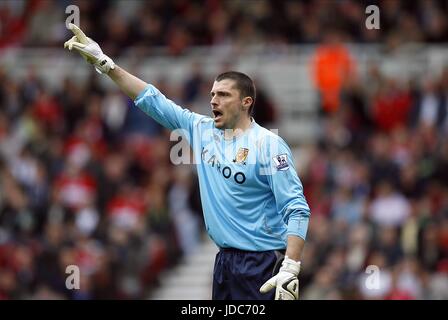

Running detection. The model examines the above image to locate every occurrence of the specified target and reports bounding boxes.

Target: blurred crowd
[0,66,210,299]
[299,64,448,299]
[2,0,448,53]
[1,0,448,301]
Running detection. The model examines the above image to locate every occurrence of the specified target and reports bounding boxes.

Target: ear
[241,97,253,111]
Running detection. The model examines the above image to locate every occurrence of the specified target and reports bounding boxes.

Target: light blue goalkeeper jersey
[134,84,310,251]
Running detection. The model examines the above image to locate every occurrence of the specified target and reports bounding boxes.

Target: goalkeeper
[64,24,310,300]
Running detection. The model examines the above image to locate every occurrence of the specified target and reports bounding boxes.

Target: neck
[223,116,252,139]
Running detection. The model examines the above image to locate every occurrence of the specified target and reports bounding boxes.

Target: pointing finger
[68,23,89,44]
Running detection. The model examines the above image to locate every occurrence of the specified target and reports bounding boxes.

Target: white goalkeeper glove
[64,23,115,74]
[260,256,301,300]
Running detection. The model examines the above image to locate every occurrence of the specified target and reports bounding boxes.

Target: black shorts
[212,248,285,300]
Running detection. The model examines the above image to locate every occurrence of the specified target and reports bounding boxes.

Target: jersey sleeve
[133,84,205,141]
[260,135,311,240]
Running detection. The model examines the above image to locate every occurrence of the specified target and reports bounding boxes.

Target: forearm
[108,65,148,100]
[285,235,305,262]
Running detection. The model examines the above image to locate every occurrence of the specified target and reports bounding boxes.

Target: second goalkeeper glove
[64,23,115,74]
[260,256,301,300]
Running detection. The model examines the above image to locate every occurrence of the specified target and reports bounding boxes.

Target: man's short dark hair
[215,71,256,116]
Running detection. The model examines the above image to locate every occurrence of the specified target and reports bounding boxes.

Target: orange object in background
[311,32,357,113]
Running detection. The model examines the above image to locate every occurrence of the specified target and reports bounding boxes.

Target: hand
[64,23,115,74]
[260,256,300,300]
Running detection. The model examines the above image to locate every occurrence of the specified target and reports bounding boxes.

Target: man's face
[210,79,246,129]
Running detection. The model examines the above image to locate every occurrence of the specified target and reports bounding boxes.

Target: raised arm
[64,23,206,135]
[64,23,147,100]
[108,66,147,100]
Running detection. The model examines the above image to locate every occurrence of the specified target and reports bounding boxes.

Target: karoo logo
[365,5,380,30]
[65,5,80,29]
[168,128,281,170]
[365,265,380,290]
[65,265,80,290]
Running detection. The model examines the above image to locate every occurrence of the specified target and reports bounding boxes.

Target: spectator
[311,29,357,114]
[371,79,413,133]
[368,180,411,227]
[409,77,446,130]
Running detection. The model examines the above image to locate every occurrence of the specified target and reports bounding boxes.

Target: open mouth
[213,110,223,120]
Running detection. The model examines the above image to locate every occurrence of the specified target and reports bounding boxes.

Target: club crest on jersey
[273,154,289,171]
[233,147,249,164]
